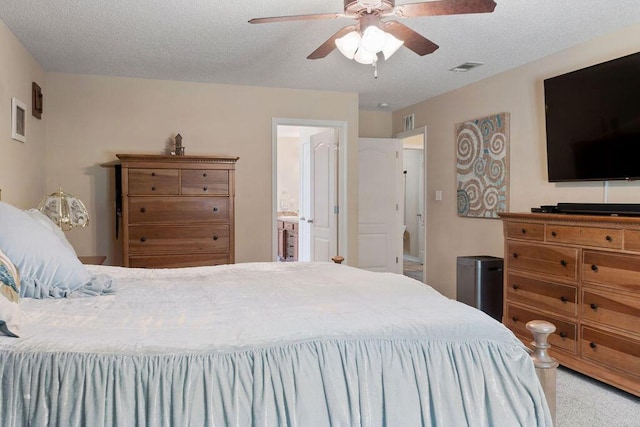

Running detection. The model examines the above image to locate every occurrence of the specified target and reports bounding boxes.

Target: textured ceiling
[1,0,639,111]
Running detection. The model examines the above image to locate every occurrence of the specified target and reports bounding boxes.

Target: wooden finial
[331,255,344,264]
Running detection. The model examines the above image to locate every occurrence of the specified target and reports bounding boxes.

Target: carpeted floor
[557,366,640,426]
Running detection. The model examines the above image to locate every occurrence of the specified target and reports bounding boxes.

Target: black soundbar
[555,203,640,216]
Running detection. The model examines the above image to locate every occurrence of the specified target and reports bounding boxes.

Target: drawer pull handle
[213,207,219,213]
[511,316,518,322]
[203,187,208,192]
[590,342,597,349]
[151,186,156,191]
[605,235,612,242]
[213,235,219,241]
[140,237,146,242]
[591,264,598,272]
[560,259,567,267]
[590,303,598,310]
[140,207,146,213]
[512,253,518,259]
[521,228,527,234]
[559,332,567,338]
[551,231,557,237]
[512,284,519,290]
[151,172,156,177]
[203,173,207,177]
[560,296,568,303]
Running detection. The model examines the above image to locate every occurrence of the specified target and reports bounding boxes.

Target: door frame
[394,126,427,282]
[272,118,349,263]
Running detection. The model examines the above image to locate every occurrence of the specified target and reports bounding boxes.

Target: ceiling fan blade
[383,21,439,56]
[393,0,497,18]
[307,25,358,60]
[249,13,344,24]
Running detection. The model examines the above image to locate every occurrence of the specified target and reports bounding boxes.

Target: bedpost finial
[526,320,559,369]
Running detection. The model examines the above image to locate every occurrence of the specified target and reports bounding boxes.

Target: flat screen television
[544,51,640,182]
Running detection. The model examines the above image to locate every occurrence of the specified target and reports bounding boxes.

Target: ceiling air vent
[449,62,484,72]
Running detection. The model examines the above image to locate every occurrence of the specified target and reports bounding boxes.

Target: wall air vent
[449,62,484,72]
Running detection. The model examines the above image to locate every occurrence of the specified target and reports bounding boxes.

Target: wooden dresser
[500,212,640,396]
[277,219,298,261]
[117,154,238,268]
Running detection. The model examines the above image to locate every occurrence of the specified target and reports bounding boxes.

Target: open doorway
[396,128,426,282]
[272,119,348,263]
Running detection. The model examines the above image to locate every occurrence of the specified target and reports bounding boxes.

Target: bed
[0,201,552,426]
[0,260,552,426]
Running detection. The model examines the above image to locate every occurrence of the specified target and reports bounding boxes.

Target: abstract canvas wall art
[456,113,509,218]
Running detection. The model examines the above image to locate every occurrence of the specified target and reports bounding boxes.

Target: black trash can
[456,255,504,321]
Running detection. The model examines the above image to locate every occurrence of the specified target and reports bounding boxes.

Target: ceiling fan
[249,0,497,66]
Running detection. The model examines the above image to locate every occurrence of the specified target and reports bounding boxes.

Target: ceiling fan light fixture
[360,25,387,53]
[335,31,362,60]
[381,32,404,60]
[354,47,377,65]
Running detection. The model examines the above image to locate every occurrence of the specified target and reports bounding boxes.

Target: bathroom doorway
[272,119,347,263]
[397,128,426,282]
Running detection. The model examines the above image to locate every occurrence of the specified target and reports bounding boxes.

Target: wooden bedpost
[526,320,558,426]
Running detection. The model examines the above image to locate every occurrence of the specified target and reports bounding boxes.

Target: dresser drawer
[128,197,229,224]
[283,221,297,232]
[181,170,229,195]
[129,253,230,268]
[546,225,621,249]
[507,273,577,316]
[624,230,640,252]
[582,327,640,379]
[583,289,640,334]
[505,222,544,241]
[506,241,578,280]
[129,225,229,254]
[583,251,640,291]
[128,169,179,195]
[505,304,577,353]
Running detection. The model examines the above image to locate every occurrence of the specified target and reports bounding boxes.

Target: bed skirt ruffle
[1,338,551,426]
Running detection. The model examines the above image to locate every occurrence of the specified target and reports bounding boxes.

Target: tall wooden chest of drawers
[500,212,640,396]
[117,154,238,268]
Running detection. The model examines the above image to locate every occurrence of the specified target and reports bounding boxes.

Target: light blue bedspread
[0,262,551,426]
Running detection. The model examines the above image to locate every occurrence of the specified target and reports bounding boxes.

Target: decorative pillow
[0,249,20,337]
[0,201,92,298]
[24,208,78,256]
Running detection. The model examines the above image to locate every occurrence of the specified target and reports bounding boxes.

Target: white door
[358,138,403,273]
[418,155,425,261]
[298,140,311,261]
[309,129,338,261]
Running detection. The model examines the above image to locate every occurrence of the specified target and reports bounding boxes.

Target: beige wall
[44,73,360,265]
[0,20,46,207]
[359,110,392,137]
[393,23,640,298]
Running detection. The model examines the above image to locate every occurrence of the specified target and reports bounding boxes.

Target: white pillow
[24,208,78,256]
[0,202,92,298]
[0,248,20,337]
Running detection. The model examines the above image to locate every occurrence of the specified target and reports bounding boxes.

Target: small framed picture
[403,113,414,132]
[11,97,26,142]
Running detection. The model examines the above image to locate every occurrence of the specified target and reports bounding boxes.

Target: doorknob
[307,219,314,223]
[300,217,306,221]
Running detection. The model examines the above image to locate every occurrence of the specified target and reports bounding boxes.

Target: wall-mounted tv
[544,51,640,182]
